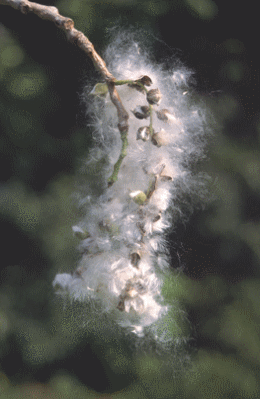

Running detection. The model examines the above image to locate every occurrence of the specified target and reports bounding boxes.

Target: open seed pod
[151,129,167,147]
[136,126,151,141]
[132,105,150,119]
[129,251,141,268]
[128,75,153,93]
[147,88,162,105]
[156,109,177,123]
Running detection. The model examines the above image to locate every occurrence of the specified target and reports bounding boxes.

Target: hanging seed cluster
[53,32,210,339]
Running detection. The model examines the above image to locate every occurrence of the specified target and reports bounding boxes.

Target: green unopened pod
[129,190,147,205]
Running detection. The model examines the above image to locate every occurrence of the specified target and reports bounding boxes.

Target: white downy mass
[53,29,212,341]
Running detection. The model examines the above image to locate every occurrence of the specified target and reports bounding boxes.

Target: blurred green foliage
[1,0,260,398]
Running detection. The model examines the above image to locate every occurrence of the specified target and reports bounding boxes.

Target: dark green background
[1,0,260,398]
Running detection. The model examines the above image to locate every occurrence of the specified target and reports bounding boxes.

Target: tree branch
[0,0,129,140]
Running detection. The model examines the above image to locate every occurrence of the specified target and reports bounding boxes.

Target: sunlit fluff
[53,30,210,339]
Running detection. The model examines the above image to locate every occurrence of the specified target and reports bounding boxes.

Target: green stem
[145,174,157,200]
[108,130,128,186]
[114,79,133,85]
[107,79,151,186]
[145,164,165,199]
[149,104,153,136]
[115,80,153,135]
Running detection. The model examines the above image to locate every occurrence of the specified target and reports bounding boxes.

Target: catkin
[53,30,211,340]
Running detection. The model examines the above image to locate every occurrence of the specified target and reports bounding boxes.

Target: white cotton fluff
[53,29,211,341]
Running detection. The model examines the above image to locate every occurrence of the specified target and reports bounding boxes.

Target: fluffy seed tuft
[53,29,212,342]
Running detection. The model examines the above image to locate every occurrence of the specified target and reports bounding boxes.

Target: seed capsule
[89,82,108,98]
[130,252,141,268]
[132,105,150,119]
[72,226,90,240]
[160,175,173,182]
[136,221,146,234]
[156,109,176,123]
[153,214,161,222]
[151,129,166,147]
[147,88,162,105]
[136,126,150,141]
[128,75,153,93]
[117,297,125,311]
[138,75,153,86]
[130,190,147,205]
